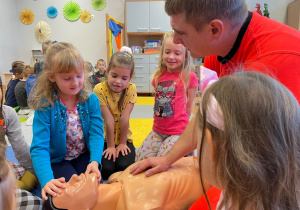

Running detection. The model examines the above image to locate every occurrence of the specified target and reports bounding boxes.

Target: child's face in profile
[97,61,106,72]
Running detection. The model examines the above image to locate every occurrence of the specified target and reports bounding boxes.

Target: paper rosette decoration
[92,0,106,11]
[63,1,81,21]
[80,10,92,23]
[20,9,34,25]
[34,21,51,43]
[47,6,58,18]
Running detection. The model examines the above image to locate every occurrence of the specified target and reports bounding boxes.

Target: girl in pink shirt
[136,31,198,161]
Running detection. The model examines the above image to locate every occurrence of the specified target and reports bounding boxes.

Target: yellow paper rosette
[81,10,92,23]
[20,9,34,25]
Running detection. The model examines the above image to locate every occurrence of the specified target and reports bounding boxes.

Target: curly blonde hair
[29,42,90,110]
[152,30,194,93]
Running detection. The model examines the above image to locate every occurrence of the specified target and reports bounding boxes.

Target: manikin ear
[41,50,44,55]
[208,19,223,41]
[205,128,215,161]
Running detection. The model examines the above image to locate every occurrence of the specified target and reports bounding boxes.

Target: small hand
[85,161,101,183]
[42,177,66,200]
[103,147,117,162]
[116,143,131,157]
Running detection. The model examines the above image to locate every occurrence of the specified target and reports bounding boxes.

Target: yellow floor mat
[136,97,155,105]
[130,118,153,147]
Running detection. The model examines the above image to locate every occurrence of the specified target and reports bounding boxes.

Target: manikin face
[162,37,185,73]
[49,69,84,100]
[97,61,106,72]
[53,173,99,210]
[107,66,131,93]
[170,13,212,58]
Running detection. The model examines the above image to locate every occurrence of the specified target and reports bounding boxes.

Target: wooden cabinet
[126,1,171,33]
[125,0,170,93]
[131,54,160,92]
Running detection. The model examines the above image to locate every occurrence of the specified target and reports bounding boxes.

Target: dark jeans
[51,151,90,182]
[101,142,135,180]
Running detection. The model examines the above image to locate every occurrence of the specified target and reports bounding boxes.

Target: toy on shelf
[263,3,270,18]
[143,40,161,54]
[255,3,262,15]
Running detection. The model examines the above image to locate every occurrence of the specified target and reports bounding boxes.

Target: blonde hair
[42,40,53,55]
[198,71,300,209]
[84,61,94,74]
[107,51,135,112]
[152,30,194,92]
[23,65,34,78]
[0,95,16,210]
[29,42,90,110]
[97,59,106,65]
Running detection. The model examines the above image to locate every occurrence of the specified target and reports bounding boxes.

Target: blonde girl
[198,71,300,209]
[93,50,137,180]
[29,42,104,200]
[136,30,198,161]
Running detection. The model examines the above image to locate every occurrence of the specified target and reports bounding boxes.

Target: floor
[6,96,155,150]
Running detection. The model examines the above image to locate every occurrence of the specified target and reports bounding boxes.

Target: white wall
[0,0,295,75]
[0,0,125,73]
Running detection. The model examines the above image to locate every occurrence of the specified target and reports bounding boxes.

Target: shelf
[127,32,165,36]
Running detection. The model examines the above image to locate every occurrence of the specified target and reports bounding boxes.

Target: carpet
[130,118,153,147]
[136,97,154,105]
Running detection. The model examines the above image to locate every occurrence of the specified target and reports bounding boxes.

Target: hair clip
[119,52,132,58]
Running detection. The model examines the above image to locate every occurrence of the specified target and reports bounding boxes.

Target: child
[1,143,42,210]
[0,133,16,210]
[26,63,37,98]
[197,71,300,209]
[85,61,100,89]
[4,61,24,108]
[15,65,34,115]
[95,59,107,82]
[93,50,137,180]
[29,42,104,200]
[35,40,53,77]
[0,76,36,188]
[135,31,198,161]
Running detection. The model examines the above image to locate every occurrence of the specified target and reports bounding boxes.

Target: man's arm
[130,117,199,176]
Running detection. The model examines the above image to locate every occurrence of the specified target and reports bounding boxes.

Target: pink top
[152,70,198,135]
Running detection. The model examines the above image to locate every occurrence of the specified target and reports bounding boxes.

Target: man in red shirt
[131,0,300,177]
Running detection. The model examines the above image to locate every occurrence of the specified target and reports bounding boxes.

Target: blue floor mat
[6,146,19,164]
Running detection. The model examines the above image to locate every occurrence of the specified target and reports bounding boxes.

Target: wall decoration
[81,10,92,23]
[47,6,58,18]
[92,0,106,11]
[34,21,51,43]
[63,1,81,21]
[20,9,35,25]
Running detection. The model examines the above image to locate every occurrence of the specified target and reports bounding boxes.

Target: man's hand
[130,156,171,177]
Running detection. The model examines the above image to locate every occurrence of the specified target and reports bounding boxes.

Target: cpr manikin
[43,157,209,210]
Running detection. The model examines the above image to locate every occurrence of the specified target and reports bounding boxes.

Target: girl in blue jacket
[29,42,104,200]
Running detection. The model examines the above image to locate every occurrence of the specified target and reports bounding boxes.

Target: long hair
[29,42,90,110]
[106,51,135,112]
[198,71,300,209]
[0,77,15,210]
[165,0,248,31]
[152,30,194,93]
